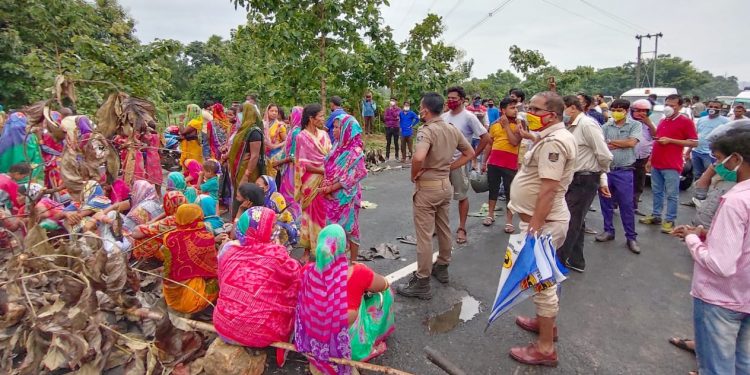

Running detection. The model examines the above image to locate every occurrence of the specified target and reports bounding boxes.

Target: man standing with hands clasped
[397,92,474,300]
[595,99,642,254]
[507,91,577,367]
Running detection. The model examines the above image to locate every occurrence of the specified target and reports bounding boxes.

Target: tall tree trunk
[318,1,327,107]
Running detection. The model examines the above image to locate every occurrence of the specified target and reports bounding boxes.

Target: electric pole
[635,33,663,87]
[635,35,643,87]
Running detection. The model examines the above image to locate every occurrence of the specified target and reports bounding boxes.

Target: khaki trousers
[518,220,569,318]
[413,178,453,278]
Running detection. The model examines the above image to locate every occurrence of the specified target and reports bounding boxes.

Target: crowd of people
[0,82,749,374]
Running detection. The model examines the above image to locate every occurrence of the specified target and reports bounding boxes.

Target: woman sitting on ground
[167,171,198,203]
[214,207,301,347]
[162,204,218,314]
[233,182,265,222]
[295,224,395,374]
[130,191,187,261]
[195,194,225,235]
[257,175,298,247]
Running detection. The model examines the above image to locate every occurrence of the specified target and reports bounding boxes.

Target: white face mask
[663,106,675,118]
[404,106,410,111]
[390,101,396,106]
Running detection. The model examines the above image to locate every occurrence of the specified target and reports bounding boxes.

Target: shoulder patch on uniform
[417,134,424,142]
[548,152,559,162]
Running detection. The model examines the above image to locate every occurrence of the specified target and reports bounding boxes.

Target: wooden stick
[126,308,414,375]
[424,346,467,375]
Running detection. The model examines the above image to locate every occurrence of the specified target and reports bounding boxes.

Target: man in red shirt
[639,94,698,233]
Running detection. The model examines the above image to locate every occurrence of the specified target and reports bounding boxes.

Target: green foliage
[0,0,180,114]
[508,45,549,77]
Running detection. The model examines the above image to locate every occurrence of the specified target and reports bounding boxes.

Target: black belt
[612,166,635,171]
[574,171,598,176]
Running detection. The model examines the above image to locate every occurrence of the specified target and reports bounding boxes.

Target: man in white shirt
[441,86,490,245]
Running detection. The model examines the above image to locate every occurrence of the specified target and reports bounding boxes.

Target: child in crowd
[198,159,220,213]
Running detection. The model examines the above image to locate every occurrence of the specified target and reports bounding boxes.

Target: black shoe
[564,259,585,273]
[595,232,615,242]
[397,272,432,300]
[635,209,646,216]
[627,239,641,254]
[431,263,449,284]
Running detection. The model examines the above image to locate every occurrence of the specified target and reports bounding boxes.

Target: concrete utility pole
[635,35,643,87]
[636,33,663,87]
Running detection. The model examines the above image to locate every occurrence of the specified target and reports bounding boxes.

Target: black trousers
[385,127,400,159]
[557,173,600,269]
[487,164,516,202]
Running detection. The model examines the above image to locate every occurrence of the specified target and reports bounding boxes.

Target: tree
[232,0,387,106]
[0,0,180,113]
[462,69,521,99]
[508,45,549,78]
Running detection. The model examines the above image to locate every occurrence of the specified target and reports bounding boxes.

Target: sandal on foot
[668,337,695,354]
[482,216,495,226]
[504,223,515,233]
[456,228,467,244]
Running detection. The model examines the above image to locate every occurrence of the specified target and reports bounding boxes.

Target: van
[620,87,679,124]
[730,90,750,111]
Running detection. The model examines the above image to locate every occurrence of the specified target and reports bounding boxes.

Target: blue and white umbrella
[486,232,569,330]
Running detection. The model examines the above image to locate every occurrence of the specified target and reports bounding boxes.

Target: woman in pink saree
[276,106,303,219]
[294,104,331,263]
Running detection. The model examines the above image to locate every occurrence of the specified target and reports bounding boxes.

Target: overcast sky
[120,0,749,85]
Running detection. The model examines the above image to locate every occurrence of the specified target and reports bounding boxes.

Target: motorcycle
[160,125,182,171]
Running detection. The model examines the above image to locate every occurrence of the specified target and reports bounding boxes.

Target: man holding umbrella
[506,91,577,367]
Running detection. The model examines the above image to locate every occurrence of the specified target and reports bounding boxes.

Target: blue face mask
[714,154,741,182]
[562,113,571,124]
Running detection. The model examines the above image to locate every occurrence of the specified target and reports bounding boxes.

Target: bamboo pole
[126,308,414,375]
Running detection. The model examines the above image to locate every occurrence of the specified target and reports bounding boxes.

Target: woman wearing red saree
[295,104,332,263]
[162,204,218,314]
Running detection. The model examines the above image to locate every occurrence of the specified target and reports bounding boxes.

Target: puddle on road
[425,295,481,334]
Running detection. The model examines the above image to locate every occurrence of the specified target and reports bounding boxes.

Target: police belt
[416,178,449,188]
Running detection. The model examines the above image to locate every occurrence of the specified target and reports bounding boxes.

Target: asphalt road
[273,161,698,374]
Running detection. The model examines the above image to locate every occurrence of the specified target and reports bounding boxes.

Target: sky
[119,0,750,86]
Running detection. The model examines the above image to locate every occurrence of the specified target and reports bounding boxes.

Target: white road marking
[385,252,439,283]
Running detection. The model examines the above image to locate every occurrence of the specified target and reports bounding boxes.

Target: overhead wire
[578,0,648,32]
[450,0,515,44]
[444,0,464,19]
[540,0,631,36]
[397,0,419,29]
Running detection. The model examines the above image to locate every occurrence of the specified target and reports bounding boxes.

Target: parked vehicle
[730,89,750,112]
[161,125,181,171]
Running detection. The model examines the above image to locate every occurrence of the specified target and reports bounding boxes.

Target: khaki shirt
[568,113,612,173]
[415,117,472,180]
[508,123,577,222]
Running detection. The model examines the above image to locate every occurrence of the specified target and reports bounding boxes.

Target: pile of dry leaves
[0,226,217,375]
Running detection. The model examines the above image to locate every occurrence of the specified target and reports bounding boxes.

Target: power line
[444,0,464,19]
[450,0,515,44]
[398,0,418,29]
[540,0,631,37]
[579,0,647,32]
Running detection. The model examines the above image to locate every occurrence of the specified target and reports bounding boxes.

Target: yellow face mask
[527,112,552,131]
[611,111,626,122]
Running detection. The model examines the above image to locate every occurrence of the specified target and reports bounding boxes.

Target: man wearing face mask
[441,86,490,245]
[384,98,401,160]
[595,99,642,254]
[639,94,698,233]
[556,96,612,272]
[399,100,419,162]
[688,100,729,181]
[397,92,474,300]
[507,91,577,367]
[361,92,376,135]
[487,98,500,124]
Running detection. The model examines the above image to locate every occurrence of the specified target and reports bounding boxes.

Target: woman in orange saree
[162,204,218,314]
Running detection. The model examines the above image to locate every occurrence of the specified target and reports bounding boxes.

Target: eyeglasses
[527,106,551,113]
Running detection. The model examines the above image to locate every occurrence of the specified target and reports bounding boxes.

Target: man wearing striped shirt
[595,99,642,254]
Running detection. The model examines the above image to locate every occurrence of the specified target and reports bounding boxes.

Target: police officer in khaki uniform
[506,91,577,367]
[397,92,474,300]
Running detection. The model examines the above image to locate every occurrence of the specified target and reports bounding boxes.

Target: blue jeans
[650,168,680,222]
[694,298,750,375]
[692,151,715,181]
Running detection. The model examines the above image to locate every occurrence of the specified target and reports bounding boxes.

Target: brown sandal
[456,228,467,244]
